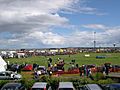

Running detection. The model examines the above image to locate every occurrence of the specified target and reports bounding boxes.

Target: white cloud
[1,24,120,48]
[26,13,69,26]
[0,31,65,48]
[0,0,79,48]
[0,0,73,28]
[82,24,107,30]
[64,31,93,47]
[29,31,65,45]
[63,25,120,47]
[0,0,112,48]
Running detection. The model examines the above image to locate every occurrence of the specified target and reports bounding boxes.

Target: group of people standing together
[79,65,92,77]
[33,57,111,80]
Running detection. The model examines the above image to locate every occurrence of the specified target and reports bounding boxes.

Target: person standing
[49,58,52,63]
[105,64,109,75]
[79,66,82,76]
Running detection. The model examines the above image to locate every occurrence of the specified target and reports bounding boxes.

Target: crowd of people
[34,57,112,80]
[6,57,113,81]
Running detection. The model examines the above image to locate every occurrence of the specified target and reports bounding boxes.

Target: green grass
[5,53,120,68]
[3,53,120,85]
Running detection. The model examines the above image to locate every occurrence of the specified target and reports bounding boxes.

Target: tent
[0,56,7,72]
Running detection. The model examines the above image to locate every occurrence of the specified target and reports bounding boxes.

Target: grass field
[3,53,120,87]
[5,53,120,69]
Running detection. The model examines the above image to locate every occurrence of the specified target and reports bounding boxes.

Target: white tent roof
[0,56,7,66]
[0,56,7,72]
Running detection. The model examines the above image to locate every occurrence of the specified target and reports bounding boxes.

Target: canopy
[0,56,7,72]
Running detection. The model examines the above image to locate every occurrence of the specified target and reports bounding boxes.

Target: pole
[113,43,116,52]
[94,32,96,52]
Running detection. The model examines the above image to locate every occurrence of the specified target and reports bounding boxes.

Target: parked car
[103,83,120,90]
[1,83,26,90]
[9,64,18,72]
[0,71,22,80]
[81,84,102,90]
[31,82,50,90]
[58,82,75,90]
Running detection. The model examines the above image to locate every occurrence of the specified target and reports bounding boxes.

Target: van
[83,84,102,90]
[31,82,49,90]
[58,82,75,90]
[104,83,120,90]
[1,83,26,90]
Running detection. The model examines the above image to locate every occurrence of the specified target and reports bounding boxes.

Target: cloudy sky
[0,0,120,49]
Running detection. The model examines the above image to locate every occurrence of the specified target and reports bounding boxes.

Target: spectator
[47,69,52,76]
[104,64,109,75]
[18,65,22,73]
[105,66,109,75]
[79,66,82,76]
[48,62,51,67]
[34,70,39,81]
[33,63,37,70]
[83,65,87,76]
[49,71,52,76]
[53,63,57,71]
[71,59,75,64]
[49,58,52,63]
[81,65,85,76]
[102,65,106,75]
[16,64,19,73]
[76,64,79,68]
[87,68,91,77]
[88,68,94,80]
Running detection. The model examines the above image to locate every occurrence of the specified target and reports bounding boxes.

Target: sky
[0,0,120,49]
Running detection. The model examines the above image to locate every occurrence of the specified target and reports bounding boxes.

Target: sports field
[2,53,120,88]
[5,53,120,69]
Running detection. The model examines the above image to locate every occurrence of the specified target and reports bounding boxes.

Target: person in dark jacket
[79,66,82,76]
